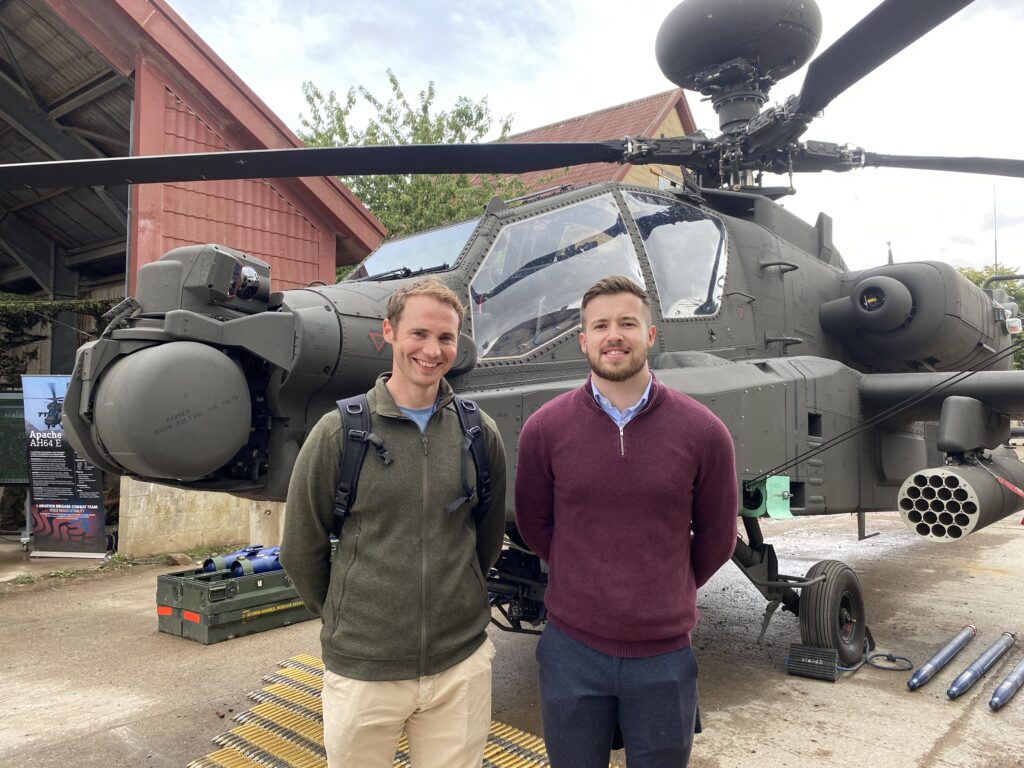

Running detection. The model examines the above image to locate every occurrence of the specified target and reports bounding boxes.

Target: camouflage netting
[0,292,122,390]
[0,485,27,532]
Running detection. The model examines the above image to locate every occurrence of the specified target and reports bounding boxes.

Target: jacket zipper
[420,431,429,677]
[619,424,625,456]
[336,522,360,615]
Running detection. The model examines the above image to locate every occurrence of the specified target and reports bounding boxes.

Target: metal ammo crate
[156,566,314,645]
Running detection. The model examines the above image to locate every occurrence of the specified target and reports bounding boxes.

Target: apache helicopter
[38,383,64,430]
[3,0,1024,665]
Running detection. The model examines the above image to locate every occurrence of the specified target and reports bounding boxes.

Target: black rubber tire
[798,559,866,666]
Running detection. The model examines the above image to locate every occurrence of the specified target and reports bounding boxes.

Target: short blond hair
[386,278,466,330]
[581,276,649,321]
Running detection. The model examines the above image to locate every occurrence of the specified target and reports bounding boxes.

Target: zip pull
[619,426,625,456]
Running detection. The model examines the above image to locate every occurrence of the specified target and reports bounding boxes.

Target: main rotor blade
[796,0,975,115]
[0,142,627,191]
[862,153,1024,178]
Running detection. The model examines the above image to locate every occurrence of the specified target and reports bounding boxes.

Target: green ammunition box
[156,566,315,645]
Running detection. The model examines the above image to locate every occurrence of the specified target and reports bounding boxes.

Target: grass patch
[100,552,135,571]
[184,543,246,562]
[48,568,83,579]
[4,551,168,592]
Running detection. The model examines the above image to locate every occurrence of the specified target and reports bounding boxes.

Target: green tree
[299,70,528,239]
[957,264,1024,369]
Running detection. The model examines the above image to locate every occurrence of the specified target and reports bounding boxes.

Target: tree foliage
[298,70,528,239]
[957,264,1024,369]
[0,293,121,389]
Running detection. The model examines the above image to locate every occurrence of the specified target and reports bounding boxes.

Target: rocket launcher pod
[907,625,976,690]
[897,458,1024,542]
[947,632,1015,700]
[989,656,1024,711]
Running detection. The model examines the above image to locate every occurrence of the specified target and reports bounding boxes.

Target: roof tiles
[505,89,692,191]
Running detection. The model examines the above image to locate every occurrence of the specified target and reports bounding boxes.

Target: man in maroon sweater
[515,275,738,768]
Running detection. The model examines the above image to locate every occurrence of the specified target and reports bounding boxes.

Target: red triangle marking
[369,331,387,353]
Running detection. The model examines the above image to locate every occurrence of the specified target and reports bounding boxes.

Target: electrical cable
[839,652,914,674]
[837,640,914,674]
[22,307,100,340]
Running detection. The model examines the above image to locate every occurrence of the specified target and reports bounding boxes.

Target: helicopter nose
[90,341,252,480]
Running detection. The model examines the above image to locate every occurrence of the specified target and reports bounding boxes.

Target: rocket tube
[203,544,264,572]
[907,625,976,690]
[230,552,282,577]
[989,656,1024,711]
[947,632,1016,700]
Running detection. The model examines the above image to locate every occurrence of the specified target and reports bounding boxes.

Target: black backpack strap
[333,395,370,538]
[443,396,492,520]
[333,394,394,538]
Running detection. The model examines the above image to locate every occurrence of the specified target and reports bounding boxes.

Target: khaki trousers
[321,638,495,768]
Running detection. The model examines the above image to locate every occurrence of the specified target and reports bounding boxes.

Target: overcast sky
[170,0,1024,273]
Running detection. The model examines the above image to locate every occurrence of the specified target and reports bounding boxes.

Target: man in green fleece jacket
[280,278,507,768]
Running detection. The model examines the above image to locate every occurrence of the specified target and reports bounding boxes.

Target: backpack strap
[333,395,370,538]
[443,396,492,520]
[333,393,400,538]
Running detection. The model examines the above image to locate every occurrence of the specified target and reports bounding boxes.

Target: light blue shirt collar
[591,374,653,429]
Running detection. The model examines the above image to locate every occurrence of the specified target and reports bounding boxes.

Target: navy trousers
[536,623,699,768]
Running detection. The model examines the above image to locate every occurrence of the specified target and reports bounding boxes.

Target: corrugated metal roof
[506,89,693,191]
[17,188,123,246]
[0,0,133,292]
[2,1,111,106]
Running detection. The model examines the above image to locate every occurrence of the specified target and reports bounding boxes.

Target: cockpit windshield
[623,191,726,318]
[469,194,645,359]
[347,218,480,281]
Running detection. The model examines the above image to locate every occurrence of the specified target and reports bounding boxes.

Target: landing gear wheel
[798,559,866,666]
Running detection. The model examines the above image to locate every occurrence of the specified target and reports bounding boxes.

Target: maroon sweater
[515,376,738,657]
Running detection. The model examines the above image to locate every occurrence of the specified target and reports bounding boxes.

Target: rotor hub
[710,81,769,134]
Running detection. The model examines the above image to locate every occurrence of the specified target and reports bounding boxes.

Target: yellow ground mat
[188,654,553,768]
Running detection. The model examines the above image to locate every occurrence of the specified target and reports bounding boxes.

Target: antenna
[993,185,999,271]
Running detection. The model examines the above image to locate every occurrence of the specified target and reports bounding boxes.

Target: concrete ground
[1,512,1022,767]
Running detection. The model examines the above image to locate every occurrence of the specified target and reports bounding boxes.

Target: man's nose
[423,337,442,357]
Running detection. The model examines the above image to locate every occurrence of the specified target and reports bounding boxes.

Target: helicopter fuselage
[63,182,1023,541]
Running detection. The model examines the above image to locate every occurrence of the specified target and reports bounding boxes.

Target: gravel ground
[1,511,1022,767]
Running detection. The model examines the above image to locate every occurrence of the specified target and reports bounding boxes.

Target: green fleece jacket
[280,375,507,681]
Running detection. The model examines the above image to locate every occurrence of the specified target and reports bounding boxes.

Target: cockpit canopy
[349,190,727,360]
[348,218,479,281]
[470,191,726,359]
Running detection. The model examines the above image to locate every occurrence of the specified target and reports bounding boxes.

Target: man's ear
[382,318,395,344]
